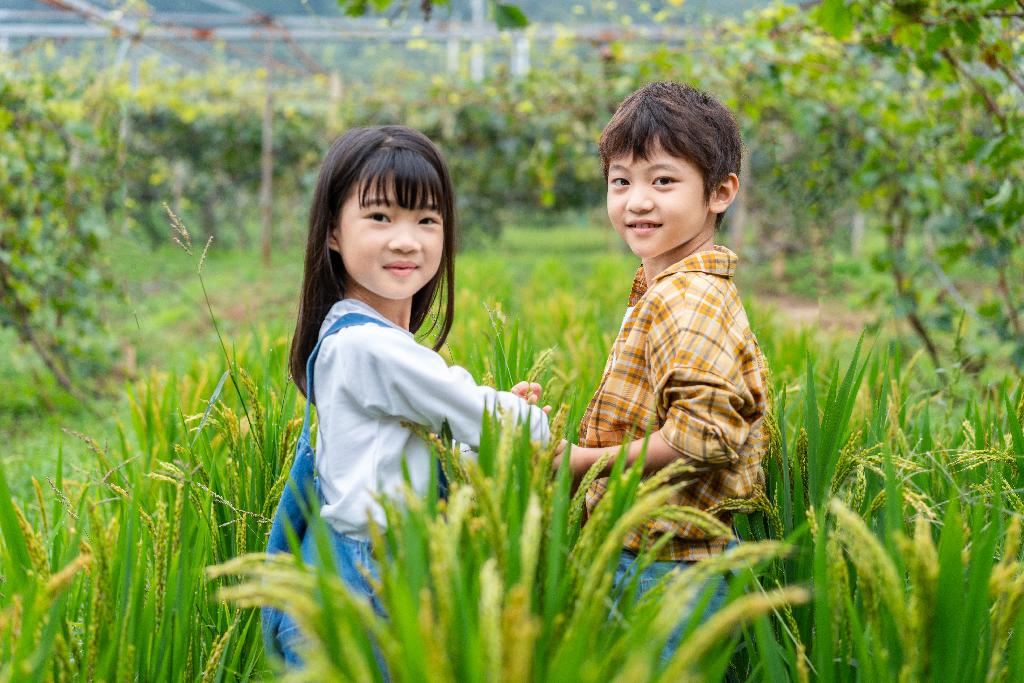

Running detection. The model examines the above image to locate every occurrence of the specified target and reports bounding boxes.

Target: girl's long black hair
[289,125,457,397]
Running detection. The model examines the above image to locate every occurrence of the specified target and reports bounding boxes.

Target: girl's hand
[511,381,551,414]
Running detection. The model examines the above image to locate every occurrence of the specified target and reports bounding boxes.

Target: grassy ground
[4,220,1024,681]
[1,235,299,494]
[0,221,904,497]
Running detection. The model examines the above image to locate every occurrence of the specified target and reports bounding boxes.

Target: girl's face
[329,184,444,327]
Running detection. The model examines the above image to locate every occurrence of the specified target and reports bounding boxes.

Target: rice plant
[2,237,1022,681]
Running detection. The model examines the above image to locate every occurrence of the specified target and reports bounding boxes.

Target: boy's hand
[511,381,551,414]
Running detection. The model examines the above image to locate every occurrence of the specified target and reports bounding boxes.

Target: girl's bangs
[357,146,443,211]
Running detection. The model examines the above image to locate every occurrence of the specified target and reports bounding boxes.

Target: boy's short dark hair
[599,82,742,228]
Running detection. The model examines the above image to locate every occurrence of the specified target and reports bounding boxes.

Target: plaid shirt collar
[628,246,738,306]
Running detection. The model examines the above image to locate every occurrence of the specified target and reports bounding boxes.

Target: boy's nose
[625,189,654,213]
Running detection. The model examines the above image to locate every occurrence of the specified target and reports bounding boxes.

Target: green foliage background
[1,0,1023,680]
[3,0,1021,386]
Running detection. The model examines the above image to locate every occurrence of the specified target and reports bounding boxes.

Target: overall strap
[301,312,392,439]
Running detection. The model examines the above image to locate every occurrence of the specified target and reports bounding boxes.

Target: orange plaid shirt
[581,246,767,561]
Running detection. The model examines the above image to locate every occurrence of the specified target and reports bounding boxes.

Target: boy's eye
[610,178,628,187]
[653,177,675,186]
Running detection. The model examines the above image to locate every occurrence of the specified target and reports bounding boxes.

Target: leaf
[495,3,529,29]
[985,179,1013,209]
[0,463,32,587]
[954,18,982,45]
[924,25,951,55]
[338,0,368,17]
[191,370,230,447]
[817,0,854,39]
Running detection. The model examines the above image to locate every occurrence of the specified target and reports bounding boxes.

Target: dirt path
[758,293,874,334]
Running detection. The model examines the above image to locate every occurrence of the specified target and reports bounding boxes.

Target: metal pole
[260,41,274,265]
[328,70,343,133]
[512,35,529,77]
[446,35,459,74]
[470,0,485,82]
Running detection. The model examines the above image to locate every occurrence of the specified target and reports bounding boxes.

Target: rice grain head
[987,517,1024,682]
[898,515,938,681]
[479,558,504,676]
[826,532,852,662]
[829,498,908,643]
[796,428,809,504]
[45,552,92,597]
[519,492,543,598]
[501,584,539,682]
[200,613,237,681]
[30,477,49,540]
[239,368,265,452]
[659,585,810,681]
[12,502,49,580]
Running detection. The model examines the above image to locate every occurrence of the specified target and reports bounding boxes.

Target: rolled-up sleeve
[646,292,757,469]
[655,367,751,468]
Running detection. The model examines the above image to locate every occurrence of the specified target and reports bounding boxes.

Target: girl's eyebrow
[361,197,391,207]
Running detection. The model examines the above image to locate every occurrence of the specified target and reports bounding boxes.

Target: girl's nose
[388,225,421,253]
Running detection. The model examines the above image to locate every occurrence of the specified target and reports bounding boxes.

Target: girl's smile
[383,261,419,277]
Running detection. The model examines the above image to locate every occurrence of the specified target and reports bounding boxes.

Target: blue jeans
[273,526,387,674]
[612,541,736,664]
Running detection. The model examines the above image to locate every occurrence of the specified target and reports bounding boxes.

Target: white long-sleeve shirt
[312,299,550,538]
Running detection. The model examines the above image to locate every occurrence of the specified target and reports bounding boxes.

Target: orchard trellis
[1,0,695,264]
[1,0,1021,394]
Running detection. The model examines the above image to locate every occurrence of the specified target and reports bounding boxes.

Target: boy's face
[606,144,734,277]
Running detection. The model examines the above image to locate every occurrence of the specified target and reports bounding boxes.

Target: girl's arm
[326,325,551,448]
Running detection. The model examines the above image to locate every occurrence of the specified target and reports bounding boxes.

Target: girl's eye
[653,177,676,186]
[369,213,390,222]
[420,216,441,226]
[610,178,628,187]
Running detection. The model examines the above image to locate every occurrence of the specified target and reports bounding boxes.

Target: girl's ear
[328,225,342,254]
[709,173,740,215]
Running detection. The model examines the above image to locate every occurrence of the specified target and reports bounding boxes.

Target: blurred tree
[0,71,119,396]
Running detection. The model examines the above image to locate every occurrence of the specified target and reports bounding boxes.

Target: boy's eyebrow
[646,162,682,173]
[607,161,682,174]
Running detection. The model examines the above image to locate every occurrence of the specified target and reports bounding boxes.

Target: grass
[2,223,1023,681]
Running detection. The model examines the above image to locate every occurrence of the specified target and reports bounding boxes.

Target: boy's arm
[559,291,758,480]
[558,429,681,480]
[558,377,752,481]
[646,287,757,471]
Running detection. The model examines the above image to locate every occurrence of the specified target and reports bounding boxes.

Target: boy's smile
[607,144,737,283]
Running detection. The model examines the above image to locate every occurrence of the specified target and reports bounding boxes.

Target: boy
[559,81,767,656]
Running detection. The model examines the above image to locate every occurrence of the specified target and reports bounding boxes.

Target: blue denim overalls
[262,313,389,665]
[262,312,446,669]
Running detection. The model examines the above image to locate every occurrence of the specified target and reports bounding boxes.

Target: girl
[264,125,550,667]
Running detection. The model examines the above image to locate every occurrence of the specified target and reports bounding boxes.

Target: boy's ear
[709,173,740,216]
